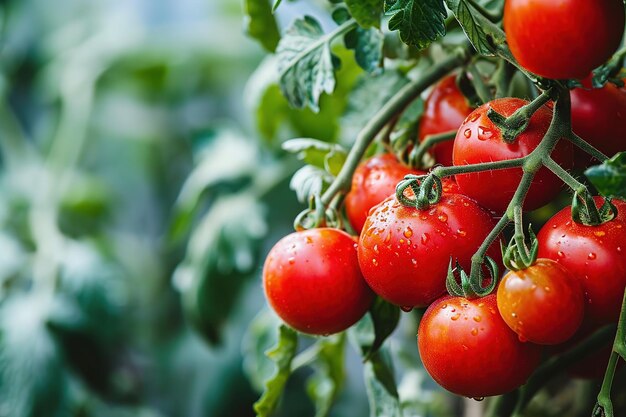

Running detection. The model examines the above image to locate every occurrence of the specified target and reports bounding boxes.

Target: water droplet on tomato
[441,304,448,309]
[473,316,482,322]
[473,397,485,402]
[372,258,378,266]
[404,227,413,238]
[306,236,313,244]
[384,233,391,243]
[438,213,448,223]
[511,312,517,318]
[552,224,557,229]
[470,113,480,122]
[451,313,461,321]
[421,233,429,244]
[557,251,565,258]
[457,228,467,237]
[518,334,528,343]
[373,244,379,254]
[288,257,295,265]
[588,252,597,260]
[478,303,484,307]
[477,126,494,140]
[401,305,412,312]
[411,258,417,266]
[463,128,472,138]
[618,247,622,253]
[471,328,478,336]
[594,231,606,237]
[531,284,537,290]
[544,286,551,292]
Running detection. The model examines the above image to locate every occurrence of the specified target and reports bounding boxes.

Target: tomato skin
[504,0,625,80]
[571,80,626,167]
[345,154,422,234]
[263,228,374,335]
[418,295,542,397]
[497,259,584,345]
[418,75,473,167]
[452,98,573,213]
[358,194,501,308]
[537,197,626,326]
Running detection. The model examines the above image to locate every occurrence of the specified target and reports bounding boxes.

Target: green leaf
[244,0,281,52]
[253,325,298,417]
[445,0,505,55]
[345,0,384,29]
[0,295,67,417]
[341,70,409,142]
[364,351,402,417]
[585,152,626,199]
[345,28,384,74]
[272,0,282,12]
[243,310,283,392]
[384,0,447,50]
[276,16,345,112]
[365,298,400,359]
[306,335,346,417]
[282,138,347,176]
[289,165,334,203]
[176,194,267,344]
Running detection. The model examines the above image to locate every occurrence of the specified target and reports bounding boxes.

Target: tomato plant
[537,197,626,326]
[358,193,501,308]
[263,228,374,335]
[504,0,625,80]
[571,79,626,167]
[452,98,573,213]
[417,74,473,167]
[497,258,584,345]
[418,295,542,398]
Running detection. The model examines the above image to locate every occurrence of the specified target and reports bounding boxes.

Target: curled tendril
[445,256,499,299]
[395,173,443,210]
[572,191,618,226]
[293,194,343,231]
[501,225,539,271]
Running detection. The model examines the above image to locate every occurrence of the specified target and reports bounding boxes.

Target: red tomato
[504,0,625,80]
[418,295,542,398]
[571,79,626,167]
[358,194,501,308]
[345,154,421,234]
[418,75,473,167]
[453,98,573,213]
[537,197,626,326]
[497,258,584,345]
[263,228,374,335]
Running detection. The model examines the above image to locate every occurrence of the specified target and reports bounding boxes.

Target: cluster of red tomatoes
[263,0,626,399]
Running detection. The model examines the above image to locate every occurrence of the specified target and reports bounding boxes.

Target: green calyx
[501,224,539,271]
[571,192,618,226]
[445,256,499,299]
[293,193,342,231]
[395,173,442,210]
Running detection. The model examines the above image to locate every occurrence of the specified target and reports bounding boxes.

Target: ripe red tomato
[537,197,626,326]
[497,258,584,345]
[452,98,573,213]
[345,154,421,234]
[504,0,625,80]
[358,194,501,308]
[263,228,374,335]
[418,295,542,398]
[418,75,473,167]
[571,79,626,167]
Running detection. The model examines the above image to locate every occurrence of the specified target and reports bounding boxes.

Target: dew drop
[457,228,467,237]
[450,308,456,312]
[544,286,551,292]
[531,284,537,291]
[588,252,597,260]
[477,126,494,141]
[473,316,482,322]
[399,238,405,244]
[473,397,485,402]
[552,224,557,229]
[451,313,461,321]
[411,258,418,266]
[401,305,413,312]
[566,221,572,226]
[404,227,413,238]
[372,258,378,266]
[471,328,478,336]
[373,244,380,254]
[489,308,496,315]
[384,233,391,243]
[470,113,480,122]
[463,128,472,138]
[421,233,430,244]
[463,202,470,207]
[478,303,484,307]
[557,251,565,258]
[617,224,623,229]
[618,247,622,253]
[438,213,448,223]
[594,231,606,238]
[518,334,528,343]
[511,312,517,318]
[306,236,313,244]
[288,257,295,265]
[441,304,448,309]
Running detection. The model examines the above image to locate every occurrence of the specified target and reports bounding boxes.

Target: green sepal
[571,192,618,226]
[501,225,539,271]
[395,173,442,210]
[446,256,498,299]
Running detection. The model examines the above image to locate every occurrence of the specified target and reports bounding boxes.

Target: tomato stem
[468,63,493,104]
[567,132,609,163]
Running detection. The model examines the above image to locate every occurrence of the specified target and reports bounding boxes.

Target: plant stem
[432,157,526,177]
[568,132,609,163]
[320,47,472,206]
[466,0,503,22]
[410,130,457,168]
[468,64,493,104]
[493,60,515,99]
[543,157,587,195]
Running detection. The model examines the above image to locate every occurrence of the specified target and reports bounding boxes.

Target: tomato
[571,79,626,167]
[345,154,421,234]
[504,0,625,80]
[418,295,542,398]
[358,193,501,308]
[345,154,459,234]
[497,258,584,345]
[537,197,626,326]
[452,98,573,213]
[418,75,473,167]
[263,228,374,335]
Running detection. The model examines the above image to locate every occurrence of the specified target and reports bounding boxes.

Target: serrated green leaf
[345,0,384,29]
[282,138,347,175]
[384,0,446,50]
[244,0,281,52]
[276,16,345,112]
[445,0,505,56]
[364,351,402,417]
[585,152,626,199]
[176,194,267,344]
[342,70,409,142]
[306,334,346,417]
[254,325,298,417]
[289,165,334,203]
[345,28,384,74]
